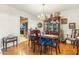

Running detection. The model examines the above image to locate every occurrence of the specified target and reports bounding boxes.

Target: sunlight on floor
[19,34,28,43]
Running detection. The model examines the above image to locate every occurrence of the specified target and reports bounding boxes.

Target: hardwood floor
[2,41,78,55]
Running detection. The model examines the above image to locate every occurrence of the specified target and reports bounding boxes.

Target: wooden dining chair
[32,30,50,54]
[34,31,61,55]
[74,29,79,55]
[65,29,79,48]
[32,30,42,54]
[50,38,61,55]
[29,30,41,52]
[30,29,61,55]
[29,30,36,49]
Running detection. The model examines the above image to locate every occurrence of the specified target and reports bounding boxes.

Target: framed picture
[61,18,67,24]
[37,22,42,28]
[69,23,76,29]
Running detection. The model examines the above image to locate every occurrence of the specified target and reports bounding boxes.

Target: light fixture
[37,4,61,21]
[37,4,47,20]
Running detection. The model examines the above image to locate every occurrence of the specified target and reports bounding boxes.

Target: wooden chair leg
[33,43,35,52]
[46,46,48,54]
[44,46,47,53]
[51,47,52,55]
[6,43,7,51]
[40,45,42,55]
[58,45,61,53]
[13,41,15,46]
[3,41,4,51]
[73,41,76,48]
[76,46,78,55]
[31,41,34,49]
[55,47,58,55]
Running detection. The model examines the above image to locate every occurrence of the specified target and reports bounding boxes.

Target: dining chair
[30,30,49,54]
[33,30,61,55]
[49,38,61,55]
[74,29,79,55]
[65,29,79,47]
[31,30,43,54]
[29,30,36,49]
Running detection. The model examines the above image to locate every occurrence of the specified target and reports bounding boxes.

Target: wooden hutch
[43,14,61,41]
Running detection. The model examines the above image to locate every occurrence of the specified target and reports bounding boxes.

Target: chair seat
[38,37,56,46]
[31,36,57,47]
[3,37,17,43]
[67,38,76,41]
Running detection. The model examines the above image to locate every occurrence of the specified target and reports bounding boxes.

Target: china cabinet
[44,16,61,35]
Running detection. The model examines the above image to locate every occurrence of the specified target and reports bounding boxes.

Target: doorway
[20,16,28,42]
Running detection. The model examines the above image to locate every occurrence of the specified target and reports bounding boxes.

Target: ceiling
[8,4,79,17]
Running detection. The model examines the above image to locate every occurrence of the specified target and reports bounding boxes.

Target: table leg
[33,43,35,52]
[13,41,15,46]
[58,45,61,53]
[76,46,78,55]
[3,41,4,51]
[76,41,78,55]
[16,38,18,46]
[40,45,42,55]
[56,47,58,55]
[51,47,52,55]
[6,42,7,51]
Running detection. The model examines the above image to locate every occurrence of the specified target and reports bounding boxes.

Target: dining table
[30,33,59,42]
[40,34,59,43]
[41,34,58,38]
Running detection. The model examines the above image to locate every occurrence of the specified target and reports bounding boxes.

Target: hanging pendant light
[37,4,47,20]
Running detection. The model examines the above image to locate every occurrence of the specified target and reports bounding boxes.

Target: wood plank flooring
[2,41,78,55]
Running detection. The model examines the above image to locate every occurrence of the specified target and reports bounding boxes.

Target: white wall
[35,20,44,32]
[28,19,38,29]
[61,8,79,43]
[0,5,37,49]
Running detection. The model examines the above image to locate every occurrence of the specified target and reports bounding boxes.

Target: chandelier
[37,4,60,21]
[37,4,47,20]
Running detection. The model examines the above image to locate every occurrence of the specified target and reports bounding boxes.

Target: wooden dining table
[41,34,59,41]
[30,33,59,42]
[41,34,58,38]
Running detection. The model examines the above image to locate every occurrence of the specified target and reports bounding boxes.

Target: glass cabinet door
[44,21,60,33]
